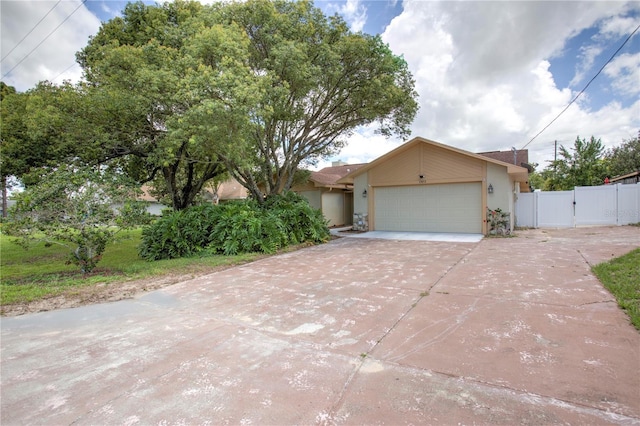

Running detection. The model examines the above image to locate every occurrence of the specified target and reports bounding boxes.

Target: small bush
[139,192,329,260]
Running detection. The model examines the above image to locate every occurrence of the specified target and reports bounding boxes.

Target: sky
[1,0,639,172]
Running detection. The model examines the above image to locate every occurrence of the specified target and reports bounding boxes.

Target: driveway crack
[321,243,480,422]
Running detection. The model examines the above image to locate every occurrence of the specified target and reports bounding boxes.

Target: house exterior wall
[299,190,322,211]
[321,191,345,226]
[487,163,511,212]
[354,172,369,216]
[368,143,485,186]
[486,162,514,231]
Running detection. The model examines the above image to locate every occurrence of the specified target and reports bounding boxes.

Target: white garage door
[374,183,482,233]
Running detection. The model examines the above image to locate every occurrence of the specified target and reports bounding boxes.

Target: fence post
[616,183,620,226]
[534,190,539,228]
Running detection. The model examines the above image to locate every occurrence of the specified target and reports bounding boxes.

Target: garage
[374,183,482,233]
[337,137,530,235]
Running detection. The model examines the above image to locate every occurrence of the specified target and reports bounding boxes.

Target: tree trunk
[2,177,7,218]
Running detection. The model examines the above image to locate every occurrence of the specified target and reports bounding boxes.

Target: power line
[1,0,62,62]
[51,62,80,83]
[1,0,87,80]
[521,22,640,150]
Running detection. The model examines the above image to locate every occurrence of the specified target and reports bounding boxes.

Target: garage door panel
[374,183,481,233]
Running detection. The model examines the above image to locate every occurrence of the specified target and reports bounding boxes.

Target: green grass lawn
[0,229,262,306]
[593,248,640,331]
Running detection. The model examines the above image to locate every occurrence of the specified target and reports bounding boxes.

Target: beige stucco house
[292,162,365,227]
[337,137,530,235]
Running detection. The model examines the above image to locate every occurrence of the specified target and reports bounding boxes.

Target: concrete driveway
[2,226,639,425]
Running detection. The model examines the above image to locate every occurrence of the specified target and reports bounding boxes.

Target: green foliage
[605,133,640,178]
[0,81,16,100]
[4,166,150,273]
[525,162,545,190]
[139,204,219,260]
[74,0,418,205]
[263,191,330,244]
[5,0,417,210]
[75,1,263,210]
[214,0,419,199]
[139,192,329,260]
[540,136,608,190]
[592,248,640,330]
[0,82,96,186]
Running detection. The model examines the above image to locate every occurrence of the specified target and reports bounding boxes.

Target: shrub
[487,207,509,236]
[139,204,219,260]
[5,165,149,273]
[139,192,329,260]
[264,191,331,244]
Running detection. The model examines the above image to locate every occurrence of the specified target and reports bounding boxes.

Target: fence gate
[574,185,617,226]
[617,184,640,225]
[537,190,574,228]
[515,183,640,228]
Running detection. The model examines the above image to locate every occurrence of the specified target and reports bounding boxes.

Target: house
[337,137,530,235]
[610,170,640,185]
[477,148,531,168]
[292,161,366,227]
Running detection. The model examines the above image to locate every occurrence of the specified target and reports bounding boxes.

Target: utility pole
[511,146,517,165]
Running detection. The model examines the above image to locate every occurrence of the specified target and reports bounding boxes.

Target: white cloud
[99,2,121,19]
[597,11,640,38]
[330,0,640,170]
[569,44,604,87]
[604,52,640,96]
[2,0,637,173]
[1,0,101,91]
[324,0,368,32]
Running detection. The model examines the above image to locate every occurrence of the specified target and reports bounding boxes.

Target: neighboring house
[212,178,248,202]
[140,179,248,214]
[610,170,640,185]
[477,148,531,168]
[337,137,530,235]
[478,148,534,192]
[139,186,169,215]
[292,161,366,227]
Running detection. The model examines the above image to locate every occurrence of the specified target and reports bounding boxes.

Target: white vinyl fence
[515,183,640,228]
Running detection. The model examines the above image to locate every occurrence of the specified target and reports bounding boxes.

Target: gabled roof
[309,163,366,188]
[337,137,530,183]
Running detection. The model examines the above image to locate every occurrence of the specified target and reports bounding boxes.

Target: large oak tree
[210,0,418,198]
[5,0,417,210]
[77,1,262,209]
